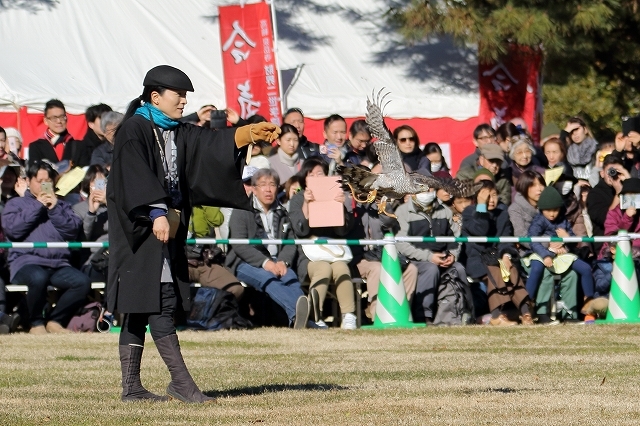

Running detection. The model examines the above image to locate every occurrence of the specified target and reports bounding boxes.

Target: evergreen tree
[389,0,640,138]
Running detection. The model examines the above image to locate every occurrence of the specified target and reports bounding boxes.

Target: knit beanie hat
[473,168,495,181]
[537,186,564,210]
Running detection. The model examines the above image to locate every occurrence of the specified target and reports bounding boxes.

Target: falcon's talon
[365,189,377,203]
[377,196,396,218]
[347,183,372,203]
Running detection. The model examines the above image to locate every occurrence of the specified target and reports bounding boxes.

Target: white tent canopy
[0,0,479,120]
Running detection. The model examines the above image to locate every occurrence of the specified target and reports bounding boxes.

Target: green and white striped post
[601,230,640,323]
[370,234,422,329]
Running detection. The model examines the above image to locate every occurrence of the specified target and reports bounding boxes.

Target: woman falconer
[107,65,280,403]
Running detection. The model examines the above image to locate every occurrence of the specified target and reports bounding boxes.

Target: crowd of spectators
[1,97,638,333]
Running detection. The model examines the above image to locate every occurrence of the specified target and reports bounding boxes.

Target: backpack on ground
[187,287,253,330]
[433,267,475,326]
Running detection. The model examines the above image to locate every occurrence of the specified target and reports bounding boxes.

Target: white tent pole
[268,0,285,119]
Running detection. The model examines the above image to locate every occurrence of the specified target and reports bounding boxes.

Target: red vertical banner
[219,2,282,125]
[478,45,543,143]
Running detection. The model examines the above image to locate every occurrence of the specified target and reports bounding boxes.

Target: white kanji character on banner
[222,20,257,64]
[237,80,261,119]
[482,63,519,92]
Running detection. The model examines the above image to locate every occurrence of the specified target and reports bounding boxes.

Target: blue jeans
[13,264,91,327]
[236,262,304,322]
[526,259,594,300]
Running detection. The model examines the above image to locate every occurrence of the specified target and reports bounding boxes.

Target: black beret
[143,65,194,92]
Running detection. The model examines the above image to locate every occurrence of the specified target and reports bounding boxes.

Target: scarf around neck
[566,137,597,167]
[135,102,180,130]
[277,147,299,168]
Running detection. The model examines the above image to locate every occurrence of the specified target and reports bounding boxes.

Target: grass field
[2,325,640,425]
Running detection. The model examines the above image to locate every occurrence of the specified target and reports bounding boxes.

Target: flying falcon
[338,90,480,217]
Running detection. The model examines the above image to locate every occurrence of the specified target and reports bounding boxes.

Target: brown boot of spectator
[29,325,48,335]
[154,334,216,403]
[119,345,168,402]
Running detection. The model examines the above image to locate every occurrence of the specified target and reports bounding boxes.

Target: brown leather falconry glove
[234,122,281,148]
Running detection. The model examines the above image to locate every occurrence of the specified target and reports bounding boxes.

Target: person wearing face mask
[395,169,467,324]
[418,142,452,179]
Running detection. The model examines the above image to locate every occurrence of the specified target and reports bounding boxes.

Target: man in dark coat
[82,103,113,162]
[28,99,90,167]
[107,65,280,403]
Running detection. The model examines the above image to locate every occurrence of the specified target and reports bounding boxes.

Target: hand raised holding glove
[234,122,281,148]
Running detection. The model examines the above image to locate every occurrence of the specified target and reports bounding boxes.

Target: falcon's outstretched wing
[366,90,406,176]
[412,174,483,198]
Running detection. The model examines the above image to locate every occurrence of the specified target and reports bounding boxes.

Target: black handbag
[480,246,500,267]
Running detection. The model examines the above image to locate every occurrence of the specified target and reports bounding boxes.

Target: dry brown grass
[1,325,640,425]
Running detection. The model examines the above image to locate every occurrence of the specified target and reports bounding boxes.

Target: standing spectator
[543,137,574,177]
[82,104,113,162]
[456,143,512,205]
[91,111,123,169]
[345,120,372,166]
[2,160,90,334]
[563,117,597,181]
[459,124,500,170]
[283,107,319,160]
[0,127,24,164]
[392,125,422,171]
[319,114,349,175]
[226,168,308,327]
[587,155,629,253]
[269,124,302,184]
[419,142,452,178]
[28,99,87,167]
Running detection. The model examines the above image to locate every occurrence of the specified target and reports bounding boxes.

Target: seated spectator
[82,103,113,162]
[350,195,418,321]
[462,180,533,326]
[459,124,500,171]
[392,125,422,172]
[524,186,599,316]
[73,165,108,241]
[225,168,309,328]
[281,175,304,211]
[91,111,124,169]
[419,142,452,178]
[457,143,512,205]
[395,172,466,324]
[28,99,88,167]
[288,157,357,329]
[269,124,302,185]
[1,160,90,334]
[188,205,244,301]
[508,171,578,322]
[319,114,349,175]
[283,107,319,160]
[563,117,597,181]
[344,119,372,166]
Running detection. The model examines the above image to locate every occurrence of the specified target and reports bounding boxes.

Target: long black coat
[106,115,249,313]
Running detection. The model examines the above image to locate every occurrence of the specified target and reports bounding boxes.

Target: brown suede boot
[154,334,215,403]
[119,345,168,402]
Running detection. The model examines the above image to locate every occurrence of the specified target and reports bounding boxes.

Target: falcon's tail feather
[366,88,394,143]
[445,179,484,198]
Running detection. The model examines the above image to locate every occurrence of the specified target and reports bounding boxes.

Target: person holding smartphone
[73,165,109,242]
[1,160,90,334]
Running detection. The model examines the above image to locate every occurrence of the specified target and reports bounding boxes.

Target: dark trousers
[119,281,177,346]
[13,264,91,327]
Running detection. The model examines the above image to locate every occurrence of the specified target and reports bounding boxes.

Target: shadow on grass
[206,383,348,398]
